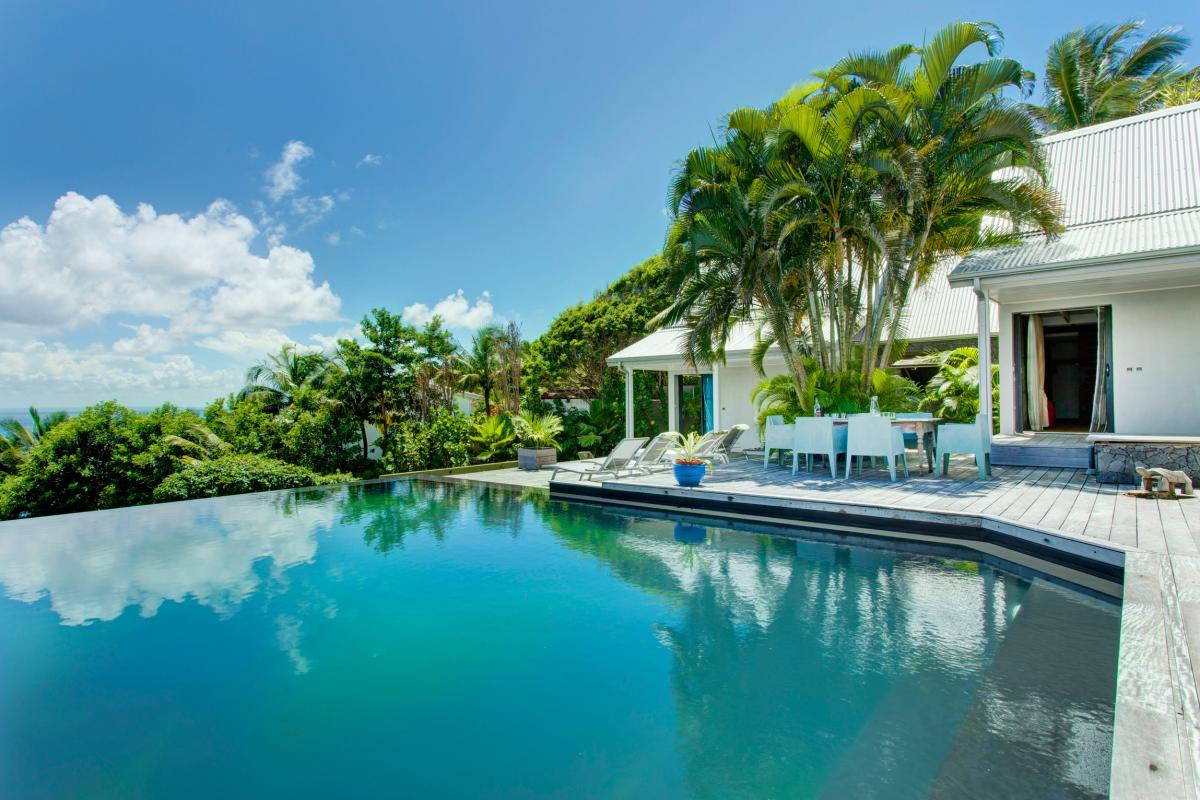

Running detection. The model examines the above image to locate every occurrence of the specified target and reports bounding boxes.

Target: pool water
[0,480,1120,799]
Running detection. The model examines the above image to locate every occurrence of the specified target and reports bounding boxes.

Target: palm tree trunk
[360,420,369,461]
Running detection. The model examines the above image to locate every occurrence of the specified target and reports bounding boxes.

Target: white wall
[716,361,788,449]
[997,285,1200,436]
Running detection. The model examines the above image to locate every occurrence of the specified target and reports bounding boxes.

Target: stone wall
[1094,442,1200,485]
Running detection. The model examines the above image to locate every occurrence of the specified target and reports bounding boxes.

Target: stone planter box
[1091,435,1200,484]
[517,447,557,471]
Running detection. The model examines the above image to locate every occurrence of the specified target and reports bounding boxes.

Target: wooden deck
[449,456,1200,798]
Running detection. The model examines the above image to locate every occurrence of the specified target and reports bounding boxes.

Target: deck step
[990,443,1091,469]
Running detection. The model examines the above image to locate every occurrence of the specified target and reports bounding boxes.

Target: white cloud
[195,328,297,360]
[264,140,314,201]
[112,323,178,356]
[402,290,494,330]
[0,192,341,338]
[325,231,341,246]
[357,154,383,168]
[0,490,336,626]
[290,194,336,229]
[0,341,237,403]
[307,324,362,351]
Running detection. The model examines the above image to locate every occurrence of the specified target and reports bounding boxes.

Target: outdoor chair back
[845,416,908,481]
[715,424,749,464]
[631,432,679,472]
[791,417,847,478]
[935,413,992,480]
[763,422,795,467]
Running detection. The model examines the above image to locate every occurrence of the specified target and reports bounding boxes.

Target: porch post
[666,371,679,432]
[973,279,992,433]
[624,365,635,438]
[711,362,721,430]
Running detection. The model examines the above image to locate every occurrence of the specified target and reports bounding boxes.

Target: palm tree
[660,20,1060,403]
[241,343,331,409]
[1,407,68,473]
[458,327,501,413]
[162,423,232,465]
[1033,21,1192,131]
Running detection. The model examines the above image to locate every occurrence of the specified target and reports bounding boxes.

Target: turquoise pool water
[0,479,1119,799]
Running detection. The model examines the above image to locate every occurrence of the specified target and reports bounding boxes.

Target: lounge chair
[845,416,908,481]
[708,424,749,465]
[627,432,680,474]
[550,437,648,481]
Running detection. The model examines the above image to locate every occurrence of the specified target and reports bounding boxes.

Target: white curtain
[1089,306,1111,433]
[1026,316,1050,431]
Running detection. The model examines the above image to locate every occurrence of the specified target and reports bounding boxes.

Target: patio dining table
[824,416,941,474]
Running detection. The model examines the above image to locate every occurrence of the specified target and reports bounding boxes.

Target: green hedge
[152,454,353,502]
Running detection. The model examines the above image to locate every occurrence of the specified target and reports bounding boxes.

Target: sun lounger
[550,437,648,480]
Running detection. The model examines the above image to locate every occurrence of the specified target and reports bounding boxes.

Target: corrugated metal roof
[607,321,775,365]
[900,259,998,339]
[951,102,1200,281]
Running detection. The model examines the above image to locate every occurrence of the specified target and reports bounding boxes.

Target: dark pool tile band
[549,479,1125,592]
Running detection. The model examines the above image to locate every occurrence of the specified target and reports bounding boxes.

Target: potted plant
[672,432,707,487]
[514,412,564,470]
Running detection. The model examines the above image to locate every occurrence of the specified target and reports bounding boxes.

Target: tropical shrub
[513,412,563,449]
[381,410,474,473]
[0,402,206,519]
[752,367,920,429]
[153,454,351,502]
[917,348,1000,428]
[469,415,516,462]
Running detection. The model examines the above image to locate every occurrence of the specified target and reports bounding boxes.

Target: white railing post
[712,362,721,430]
[624,365,635,438]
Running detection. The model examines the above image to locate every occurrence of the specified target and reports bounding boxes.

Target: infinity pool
[0,479,1119,799]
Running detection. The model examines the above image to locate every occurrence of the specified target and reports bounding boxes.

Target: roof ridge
[1037,101,1200,145]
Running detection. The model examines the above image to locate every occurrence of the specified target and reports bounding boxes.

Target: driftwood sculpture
[1131,465,1195,499]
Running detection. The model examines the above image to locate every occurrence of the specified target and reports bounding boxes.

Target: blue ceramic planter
[673,462,705,487]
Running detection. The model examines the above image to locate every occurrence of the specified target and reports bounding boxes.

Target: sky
[1,1,1197,408]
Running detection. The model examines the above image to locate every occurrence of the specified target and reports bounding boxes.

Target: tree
[660,20,1060,403]
[330,340,395,460]
[242,344,331,410]
[1032,21,1192,131]
[1,407,68,473]
[458,327,501,413]
[526,255,673,396]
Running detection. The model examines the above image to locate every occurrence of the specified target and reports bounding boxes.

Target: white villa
[608,102,1200,473]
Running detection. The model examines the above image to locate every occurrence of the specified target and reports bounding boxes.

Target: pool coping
[537,477,1199,800]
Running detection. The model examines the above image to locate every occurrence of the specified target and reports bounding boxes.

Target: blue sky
[1,0,1197,407]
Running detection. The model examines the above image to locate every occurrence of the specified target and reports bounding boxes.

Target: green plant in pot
[672,432,707,487]
[513,412,564,470]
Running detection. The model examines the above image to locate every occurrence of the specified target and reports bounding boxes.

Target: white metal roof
[609,262,991,367]
[607,322,770,366]
[900,259,999,340]
[951,102,1200,283]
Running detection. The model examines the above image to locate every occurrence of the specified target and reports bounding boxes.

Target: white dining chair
[935,412,992,480]
[763,420,794,467]
[791,417,847,478]
[845,416,909,481]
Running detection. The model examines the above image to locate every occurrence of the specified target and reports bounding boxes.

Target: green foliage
[0,402,207,519]
[469,415,516,462]
[524,255,672,397]
[553,404,620,459]
[381,410,474,473]
[918,347,1000,428]
[152,454,351,502]
[1,406,69,474]
[1034,22,1193,131]
[752,366,920,428]
[673,432,705,463]
[513,412,563,449]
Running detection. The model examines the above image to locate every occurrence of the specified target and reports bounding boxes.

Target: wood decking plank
[1159,501,1199,556]
[1110,488,1140,548]
[1060,478,1102,536]
[1038,469,1091,529]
